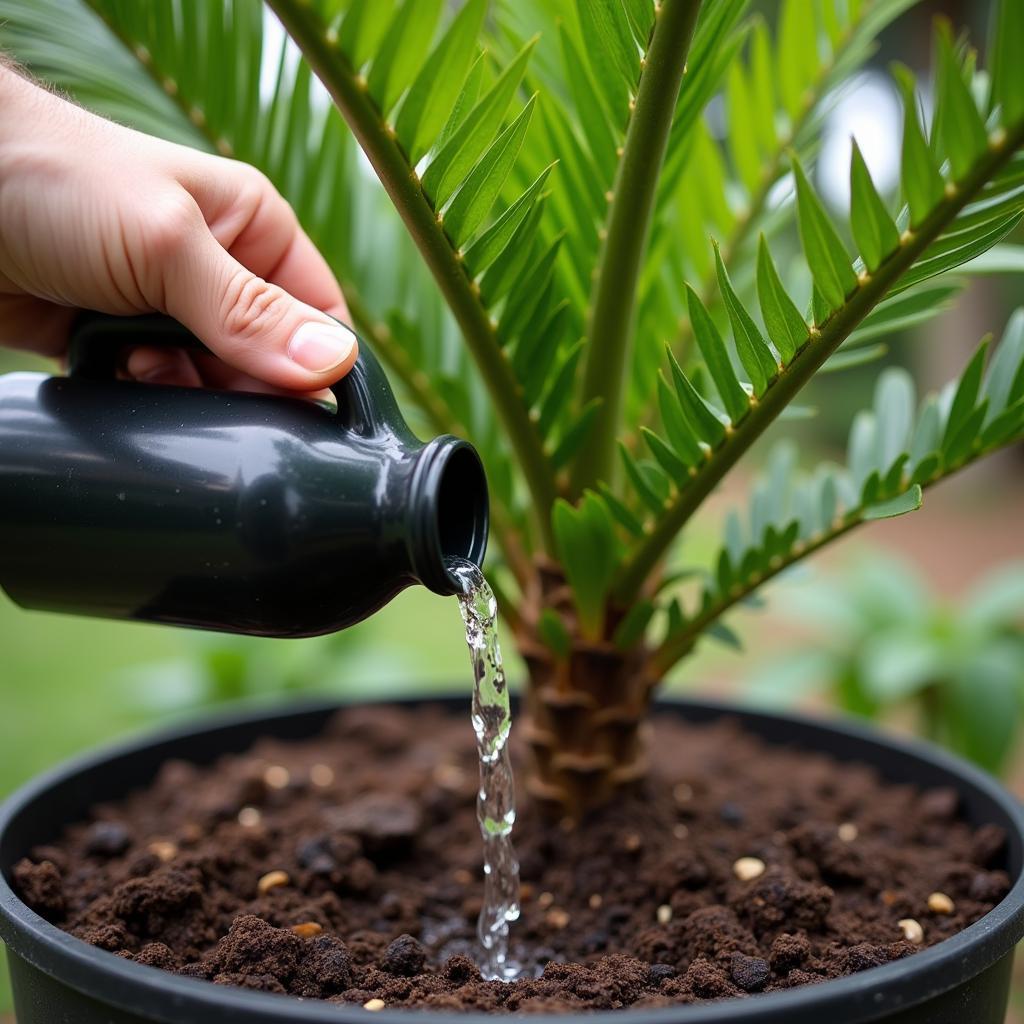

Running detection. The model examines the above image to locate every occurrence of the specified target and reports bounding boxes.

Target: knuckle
[142,193,202,262]
[219,270,290,343]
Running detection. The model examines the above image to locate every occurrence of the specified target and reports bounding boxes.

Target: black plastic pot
[2,697,1023,1024]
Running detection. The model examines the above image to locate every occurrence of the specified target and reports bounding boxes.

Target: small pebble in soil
[623,833,643,852]
[656,904,673,924]
[927,892,955,915]
[588,893,603,909]
[649,963,677,984]
[673,783,694,804]
[719,802,746,826]
[898,918,924,944]
[733,856,766,881]
[837,822,858,842]
[363,999,386,1011]
[452,868,473,886]
[538,891,555,909]
[730,953,771,992]
[237,807,261,828]
[381,934,426,976]
[309,764,335,788]
[257,870,290,895]
[673,823,689,840]
[147,841,177,863]
[85,822,131,857]
[263,765,291,790]
[291,922,323,938]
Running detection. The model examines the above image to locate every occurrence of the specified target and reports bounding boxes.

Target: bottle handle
[67,312,385,435]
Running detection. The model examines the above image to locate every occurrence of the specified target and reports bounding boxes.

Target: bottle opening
[409,438,489,595]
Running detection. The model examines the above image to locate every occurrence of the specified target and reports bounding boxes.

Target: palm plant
[4,0,1024,819]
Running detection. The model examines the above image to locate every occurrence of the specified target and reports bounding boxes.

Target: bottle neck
[405,436,489,595]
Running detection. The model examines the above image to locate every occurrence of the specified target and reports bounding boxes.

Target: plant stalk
[613,117,1024,605]
[268,0,559,553]
[570,0,703,495]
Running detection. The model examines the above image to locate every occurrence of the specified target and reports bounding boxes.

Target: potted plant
[2,0,1024,1021]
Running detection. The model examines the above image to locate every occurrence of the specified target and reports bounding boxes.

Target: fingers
[182,159,350,324]
[0,293,76,357]
[157,203,358,392]
[124,346,203,388]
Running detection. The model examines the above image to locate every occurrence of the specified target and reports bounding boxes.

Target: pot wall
[2,697,1024,1024]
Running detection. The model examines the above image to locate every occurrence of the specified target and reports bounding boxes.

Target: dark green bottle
[0,314,488,637]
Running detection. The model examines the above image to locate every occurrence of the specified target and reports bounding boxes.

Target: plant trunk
[514,559,656,821]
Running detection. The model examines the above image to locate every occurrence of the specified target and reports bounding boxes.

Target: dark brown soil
[13,705,1011,1012]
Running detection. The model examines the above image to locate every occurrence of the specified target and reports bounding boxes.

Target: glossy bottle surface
[0,315,488,636]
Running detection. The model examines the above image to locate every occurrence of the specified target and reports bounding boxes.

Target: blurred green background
[2,0,1024,1018]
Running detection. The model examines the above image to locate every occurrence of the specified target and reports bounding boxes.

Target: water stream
[448,557,522,982]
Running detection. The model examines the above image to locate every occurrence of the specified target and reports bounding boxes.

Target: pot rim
[2,694,1024,1024]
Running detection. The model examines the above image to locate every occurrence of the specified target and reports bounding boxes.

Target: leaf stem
[268,0,559,553]
[614,116,1024,605]
[570,0,703,494]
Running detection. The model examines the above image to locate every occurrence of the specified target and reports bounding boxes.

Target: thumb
[162,220,358,392]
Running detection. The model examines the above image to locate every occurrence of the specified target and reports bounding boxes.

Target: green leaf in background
[850,140,901,272]
[776,0,818,119]
[394,0,486,163]
[366,0,442,117]
[990,0,1024,126]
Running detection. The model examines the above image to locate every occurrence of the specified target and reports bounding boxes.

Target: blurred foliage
[747,558,1024,775]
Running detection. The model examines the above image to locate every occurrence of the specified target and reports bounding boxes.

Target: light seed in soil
[672,824,689,840]
[546,908,570,929]
[237,807,261,828]
[538,891,555,909]
[673,783,694,804]
[733,856,766,881]
[148,841,177,862]
[363,999,386,1011]
[928,892,955,915]
[291,922,323,938]
[624,833,643,852]
[257,870,290,895]
[310,764,335,788]
[838,822,858,842]
[453,868,473,886]
[898,918,924,944]
[656,904,672,924]
[263,765,291,790]
[433,763,467,790]
[588,893,603,909]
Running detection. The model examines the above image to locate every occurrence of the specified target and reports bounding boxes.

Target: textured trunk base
[517,560,655,820]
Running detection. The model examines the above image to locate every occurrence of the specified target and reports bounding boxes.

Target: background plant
[747,553,1024,776]
[3,0,1024,818]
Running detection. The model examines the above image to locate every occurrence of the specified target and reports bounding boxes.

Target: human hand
[0,65,357,394]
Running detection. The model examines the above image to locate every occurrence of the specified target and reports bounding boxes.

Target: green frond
[613,28,1024,605]
[652,309,1024,670]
